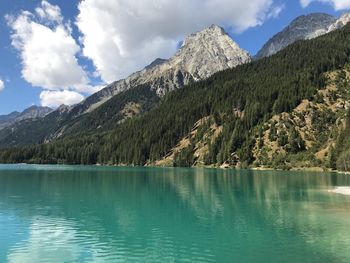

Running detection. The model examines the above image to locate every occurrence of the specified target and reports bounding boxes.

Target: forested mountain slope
[0,85,159,148]
[1,24,350,170]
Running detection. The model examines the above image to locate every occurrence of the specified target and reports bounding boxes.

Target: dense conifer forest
[1,24,350,169]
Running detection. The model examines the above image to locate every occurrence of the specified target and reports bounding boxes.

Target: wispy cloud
[0,78,4,92]
[300,0,350,10]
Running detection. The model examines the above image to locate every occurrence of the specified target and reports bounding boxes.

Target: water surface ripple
[1,165,350,262]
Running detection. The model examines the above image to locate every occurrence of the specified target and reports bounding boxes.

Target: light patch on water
[6,217,101,263]
[328,187,350,195]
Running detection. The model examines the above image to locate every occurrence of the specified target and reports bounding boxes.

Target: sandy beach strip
[328,187,350,195]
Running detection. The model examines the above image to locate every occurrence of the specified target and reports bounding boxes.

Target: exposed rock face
[146,25,251,95]
[327,13,350,32]
[0,111,20,124]
[0,106,52,130]
[56,104,73,114]
[144,58,168,71]
[16,106,52,121]
[256,13,336,59]
[70,24,251,115]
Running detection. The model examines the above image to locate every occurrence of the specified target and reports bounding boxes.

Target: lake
[0,165,350,262]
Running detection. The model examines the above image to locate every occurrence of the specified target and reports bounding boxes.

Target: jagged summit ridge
[164,24,251,81]
[144,58,168,70]
[256,12,350,59]
[0,105,52,130]
[256,13,336,59]
[327,13,350,32]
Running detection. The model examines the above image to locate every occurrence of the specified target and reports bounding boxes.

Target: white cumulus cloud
[76,0,283,82]
[300,0,350,10]
[40,90,84,108]
[7,7,87,91]
[35,0,63,23]
[6,1,97,107]
[0,79,4,92]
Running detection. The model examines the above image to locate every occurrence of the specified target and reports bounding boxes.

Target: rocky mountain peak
[256,13,336,59]
[0,105,52,130]
[289,13,334,27]
[182,24,226,44]
[22,105,51,114]
[73,24,251,114]
[57,104,72,113]
[17,105,52,120]
[144,58,168,70]
[151,24,251,83]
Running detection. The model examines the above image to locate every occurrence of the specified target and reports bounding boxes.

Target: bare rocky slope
[256,13,350,59]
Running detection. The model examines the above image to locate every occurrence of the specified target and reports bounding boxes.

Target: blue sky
[0,0,348,115]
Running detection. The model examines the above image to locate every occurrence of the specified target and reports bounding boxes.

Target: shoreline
[1,162,349,174]
[328,187,350,195]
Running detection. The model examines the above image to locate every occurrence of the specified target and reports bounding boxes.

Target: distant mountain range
[0,106,52,130]
[1,13,350,171]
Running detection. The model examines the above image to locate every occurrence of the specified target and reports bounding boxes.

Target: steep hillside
[252,68,350,170]
[153,116,223,167]
[0,112,20,129]
[0,85,158,147]
[47,85,160,140]
[0,105,69,148]
[1,24,350,170]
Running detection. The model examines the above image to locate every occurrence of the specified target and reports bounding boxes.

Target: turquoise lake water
[1,165,350,262]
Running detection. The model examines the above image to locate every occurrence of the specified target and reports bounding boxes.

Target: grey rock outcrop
[327,13,350,32]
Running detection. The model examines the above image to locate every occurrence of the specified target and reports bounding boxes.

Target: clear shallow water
[1,165,350,262]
